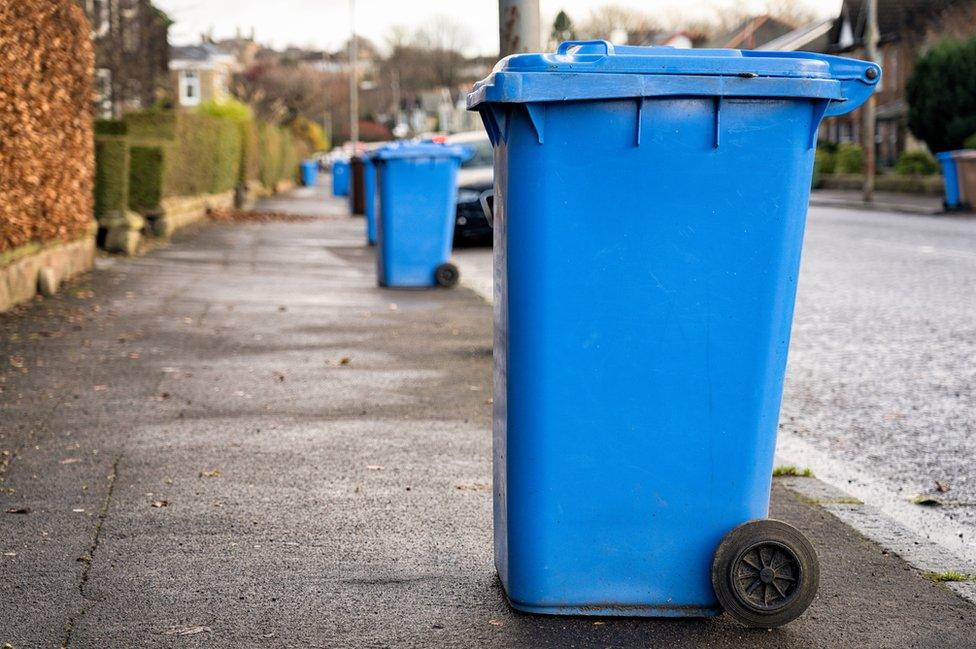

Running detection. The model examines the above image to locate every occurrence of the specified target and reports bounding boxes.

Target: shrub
[966,132,976,149]
[95,120,127,136]
[896,150,939,176]
[815,148,836,175]
[128,144,165,212]
[124,109,177,140]
[94,137,129,217]
[835,143,865,175]
[907,37,976,154]
[291,116,328,152]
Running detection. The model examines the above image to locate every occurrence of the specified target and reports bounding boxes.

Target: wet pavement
[2,186,975,648]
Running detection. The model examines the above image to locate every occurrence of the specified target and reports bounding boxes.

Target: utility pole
[349,0,359,148]
[862,0,879,203]
[498,0,541,58]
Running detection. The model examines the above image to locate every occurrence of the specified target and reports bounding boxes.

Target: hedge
[94,108,303,217]
[0,0,93,253]
[94,136,130,217]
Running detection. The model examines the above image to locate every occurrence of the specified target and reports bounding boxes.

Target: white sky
[156,0,841,55]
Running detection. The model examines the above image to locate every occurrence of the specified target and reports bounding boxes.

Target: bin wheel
[711,519,819,628]
[435,263,460,288]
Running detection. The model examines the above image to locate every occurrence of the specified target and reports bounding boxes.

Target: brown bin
[350,156,367,216]
[955,151,976,211]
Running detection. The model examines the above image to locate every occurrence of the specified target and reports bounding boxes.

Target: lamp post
[349,0,359,148]
[498,0,541,58]
[863,0,879,203]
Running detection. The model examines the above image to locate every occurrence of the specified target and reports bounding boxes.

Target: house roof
[170,43,233,63]
[828,0,963,50]
[704,15,796,50]
[757,17,835,52]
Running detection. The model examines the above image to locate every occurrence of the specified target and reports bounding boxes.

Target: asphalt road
[457,204,976,567]
[2,188,975,647]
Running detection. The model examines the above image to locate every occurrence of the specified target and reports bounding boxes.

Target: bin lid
[468,40,880,118]
[371,142,472,161]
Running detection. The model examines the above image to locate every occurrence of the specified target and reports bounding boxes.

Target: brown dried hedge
[0,0,94,254]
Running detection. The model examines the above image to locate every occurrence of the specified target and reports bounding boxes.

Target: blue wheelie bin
[468,41,879,628]
[937,151,964,211]
[300,160,318,187]
[372,142,470,288]
[331,158,351,197]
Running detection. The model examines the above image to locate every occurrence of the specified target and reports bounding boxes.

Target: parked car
[447,131,494,247]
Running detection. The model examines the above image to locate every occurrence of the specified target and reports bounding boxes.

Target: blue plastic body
[362,157,378,245]
[470,42,879,617]
[372,143,469,287]
[300,160,318,187]
[937,151,962,209]
[332,159,350,197]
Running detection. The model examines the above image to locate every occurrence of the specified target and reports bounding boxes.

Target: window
[179,70,201,106]
[95,68,113,118]
[86,0,109,37]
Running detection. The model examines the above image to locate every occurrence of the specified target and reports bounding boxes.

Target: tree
[550,10,575,48]
[907,37,976,153]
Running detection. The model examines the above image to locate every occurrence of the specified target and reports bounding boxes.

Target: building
[77,0,171,118]
[819,0,976,164]
[704,15,796,50]
[170,43,239,108]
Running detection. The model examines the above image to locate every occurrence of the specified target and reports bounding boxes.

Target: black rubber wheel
[435,262,459,288]
[711,519,819,628]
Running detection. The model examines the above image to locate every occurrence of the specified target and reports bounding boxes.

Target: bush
[124,109,177,140]
[291,116,328,152]
[966,133,976,149]
[896,150,939,176]
[199,100,256,185]
[94,137,129,217]
[815,148,836,175]
[128,144,165,212]
[95,120,127,136]
[907,37,976,154]
[835,143,865,175]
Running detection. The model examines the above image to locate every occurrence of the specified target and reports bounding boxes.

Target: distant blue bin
[300,160,318,187]
[372,142,470,288]
[332,159,350,197]
[937,151,963,210]
[469,41,879,625]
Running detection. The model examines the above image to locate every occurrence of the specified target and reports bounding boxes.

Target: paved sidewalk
[2,186,975,648]
[809,189,947,215]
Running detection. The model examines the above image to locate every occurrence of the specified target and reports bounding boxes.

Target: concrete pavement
[2,186,976,648]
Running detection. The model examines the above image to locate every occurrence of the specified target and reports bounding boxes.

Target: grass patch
[773,466,814,478]
[924,571,976,583]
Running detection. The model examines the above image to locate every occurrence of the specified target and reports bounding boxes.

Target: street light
[349,0,359,149]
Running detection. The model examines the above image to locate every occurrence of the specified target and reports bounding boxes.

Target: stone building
[77,0,171,118]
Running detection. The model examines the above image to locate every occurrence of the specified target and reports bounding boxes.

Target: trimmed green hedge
[94,136,130,218]
[95,120,127,136]
[129,144,165,212]
[94,108,302,216]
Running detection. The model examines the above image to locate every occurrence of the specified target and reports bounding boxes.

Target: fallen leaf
[5,507,31,514]
[912,495,944,507]
[485,398,493,405]
[388,303,398,311]
[935,480,951,493]
[200,469,221,478]
[488,619,504,627]
[162,624,212,636]
[151,500,169,508]
[339,357,351,366]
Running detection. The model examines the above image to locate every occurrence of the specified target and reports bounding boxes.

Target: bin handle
[479,189,494,228]
[556,40,616,57]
